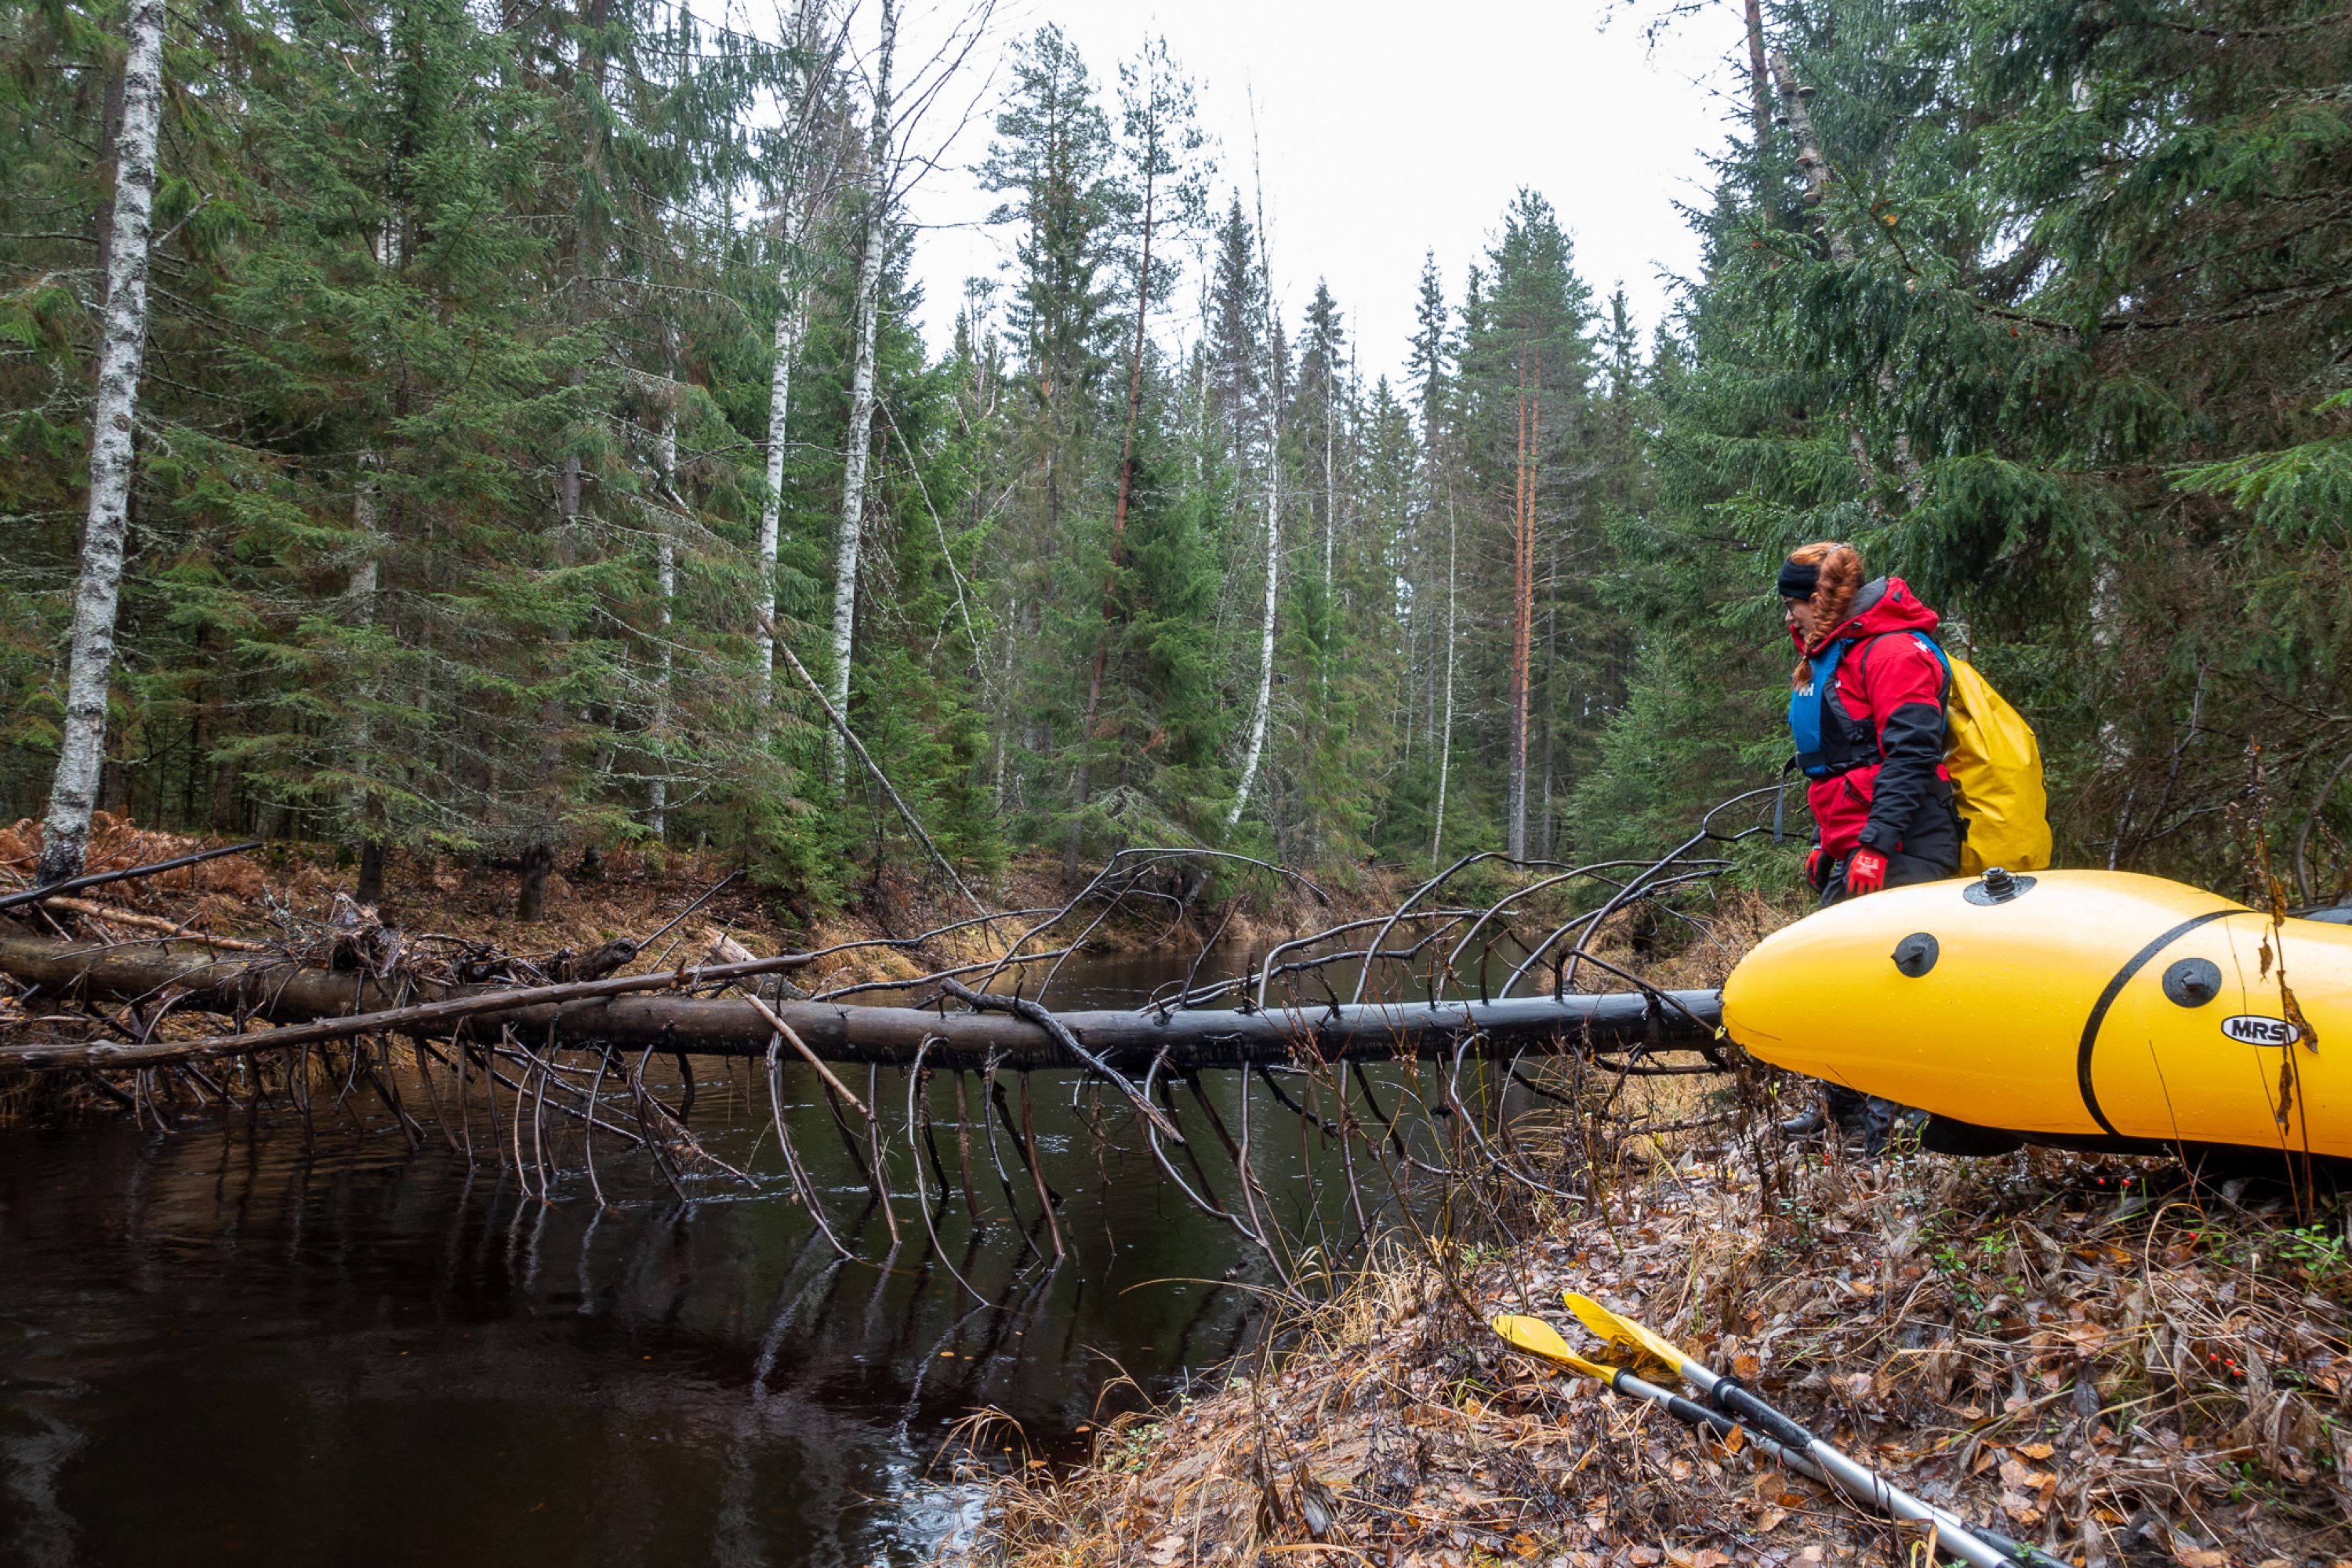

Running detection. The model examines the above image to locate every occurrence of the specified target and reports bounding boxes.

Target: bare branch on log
[937,975,1184,1142]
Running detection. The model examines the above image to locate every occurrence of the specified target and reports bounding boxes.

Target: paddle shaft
[1553,1294,2060,1568]
[1683,1364,2060,1568]
[1598,1364,2032,1568]
[1600,1367,1833,1486]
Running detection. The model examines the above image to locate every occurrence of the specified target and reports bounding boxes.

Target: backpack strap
[1842,630,1953,757]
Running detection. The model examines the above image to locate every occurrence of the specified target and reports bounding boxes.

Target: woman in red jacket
[1774,541,1962,1145]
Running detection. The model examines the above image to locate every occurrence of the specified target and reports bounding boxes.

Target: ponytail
[1787,541,1864,685]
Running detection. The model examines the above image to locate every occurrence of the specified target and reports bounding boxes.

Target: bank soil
[982,1131,2352,1568]
[0,815,1312,964]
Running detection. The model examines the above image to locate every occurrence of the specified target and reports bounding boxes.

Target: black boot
[1769,1100,1825,1133]
[1776,1101,1828,1137]
[1859,1098,1924,1156]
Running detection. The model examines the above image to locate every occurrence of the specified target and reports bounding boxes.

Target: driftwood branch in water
[0,933,1722,1073]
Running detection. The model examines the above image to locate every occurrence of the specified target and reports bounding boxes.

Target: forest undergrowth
[975,1106,2352,1568]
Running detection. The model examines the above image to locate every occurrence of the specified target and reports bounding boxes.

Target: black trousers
[1809,849,1956,1143]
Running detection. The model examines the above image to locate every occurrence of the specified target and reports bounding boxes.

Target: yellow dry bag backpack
[1936,648,2053,874]
[1792,630,2054,873]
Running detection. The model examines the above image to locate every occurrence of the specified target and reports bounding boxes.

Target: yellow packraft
[1943,655,2052,873]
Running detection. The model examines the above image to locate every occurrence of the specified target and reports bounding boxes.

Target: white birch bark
[755,0,826,735]
[756,198,802,735]
[349,467,381,604]
[649,390,677,840]
[1225,158,1280,836]
[990,595,1017,813]
[38,0,165,887]
[1225,391,1281,833]
[825,0,895,794]
[1430,485,1459,869]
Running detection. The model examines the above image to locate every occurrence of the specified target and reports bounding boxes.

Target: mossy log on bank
[0,935,1722,1073]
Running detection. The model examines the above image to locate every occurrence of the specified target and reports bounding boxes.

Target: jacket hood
[1813,575,1939,651]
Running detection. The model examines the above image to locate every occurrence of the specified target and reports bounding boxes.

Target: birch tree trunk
[1769,49,1909,498]
[825,0,895,794]
[38,0,166,888]
[1744,0,1771,148]
[1225,347,1281,834]
[757,198,802,736]
[1225,168,1282,837]
[649,380,677,840]
[756,0,826,735]
[1323,365,1335,604]
[1317,353,1335,712]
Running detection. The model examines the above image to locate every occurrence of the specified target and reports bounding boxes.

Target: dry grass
[972,1108,2352,1568]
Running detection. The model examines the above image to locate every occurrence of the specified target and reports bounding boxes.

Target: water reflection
[0,1035,1305,1563]
[0,929,1500,1566]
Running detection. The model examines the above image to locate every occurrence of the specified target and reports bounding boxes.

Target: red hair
[1788,540,1864,684]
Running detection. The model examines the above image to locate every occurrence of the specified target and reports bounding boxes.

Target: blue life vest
[1789,632,1951,780]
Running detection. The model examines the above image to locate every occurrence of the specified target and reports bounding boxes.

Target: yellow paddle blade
[1489,1314,1613,1381]
[1562,1291,1686,1382]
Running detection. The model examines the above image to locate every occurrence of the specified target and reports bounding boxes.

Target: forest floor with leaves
[977,1108,2352,1568]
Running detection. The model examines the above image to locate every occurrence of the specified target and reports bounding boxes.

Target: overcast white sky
[884,0,1748,386]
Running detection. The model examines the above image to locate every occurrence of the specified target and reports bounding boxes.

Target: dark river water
[0,953,1319,1567]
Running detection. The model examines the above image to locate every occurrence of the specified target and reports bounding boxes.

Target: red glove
[1805,846,1830,891]
[1845,848,1888,895]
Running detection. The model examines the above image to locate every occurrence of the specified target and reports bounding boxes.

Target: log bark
[0,934,1721,1073]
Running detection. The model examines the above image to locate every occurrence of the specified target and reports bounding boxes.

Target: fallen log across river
[0,933,1724,1074]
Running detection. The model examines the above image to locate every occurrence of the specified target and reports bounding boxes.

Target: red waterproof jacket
[1796,576,1962,866]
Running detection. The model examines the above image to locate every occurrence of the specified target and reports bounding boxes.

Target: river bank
[0,813,1403,1004]
[0,813,1436,1126]
[979,1115,2352,1568]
